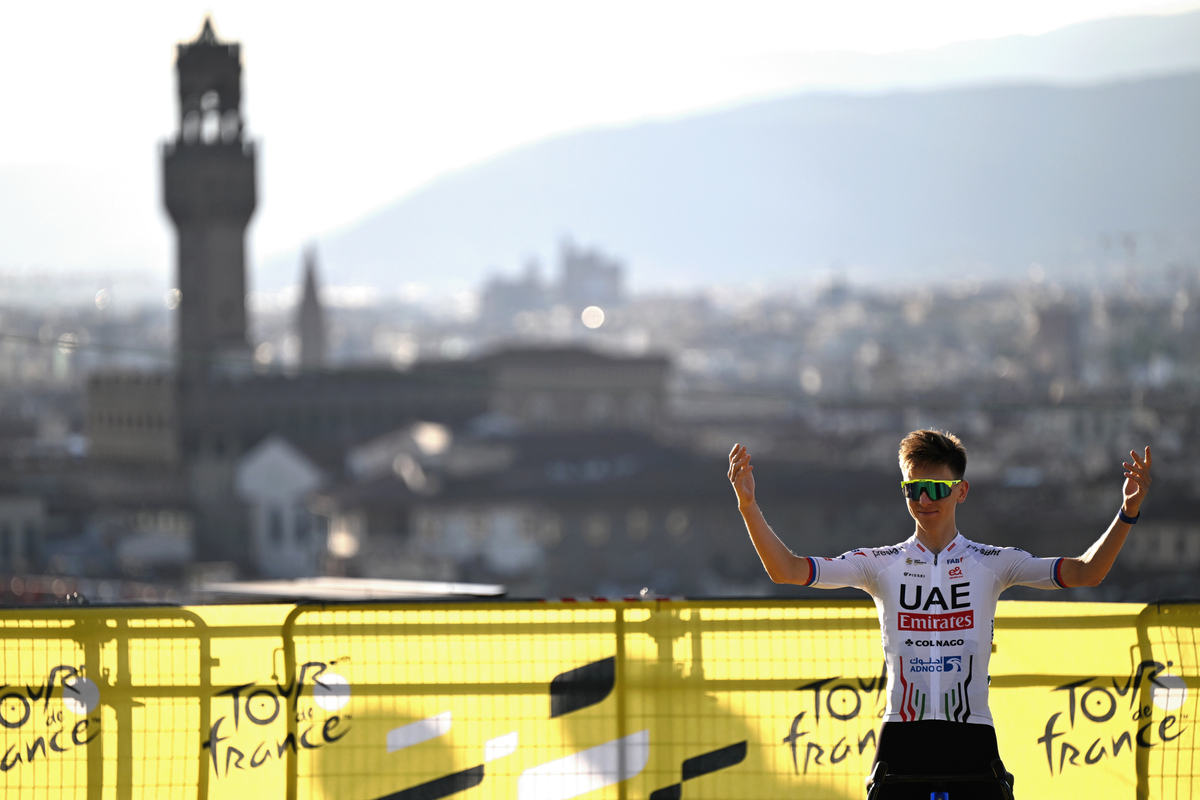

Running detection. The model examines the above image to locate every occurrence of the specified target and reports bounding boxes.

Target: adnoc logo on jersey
[907,656,963,673]
[897,610,974,631]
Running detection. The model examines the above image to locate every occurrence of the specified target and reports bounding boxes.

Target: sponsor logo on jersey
[904,638,965,647]
[852,551,867,557]
[872,548,900,557]
[944,557,962,564]
[967,545,1001,556]
[905,558,927,565]
[898,582,971,611]
[898,610,974,631]
[908,656,963,673]
[903,572,926,578]
[948,566,964,578]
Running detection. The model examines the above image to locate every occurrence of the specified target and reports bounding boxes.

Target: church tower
[163,17,256,381]
[296,246,327,368]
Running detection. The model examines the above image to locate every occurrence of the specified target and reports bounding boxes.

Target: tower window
[200,90,221,144]
[202,110,220,144]
[182,111,200,143]
[221,110,239,143]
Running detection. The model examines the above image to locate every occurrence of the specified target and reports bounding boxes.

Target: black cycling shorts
[870,720,1008,800]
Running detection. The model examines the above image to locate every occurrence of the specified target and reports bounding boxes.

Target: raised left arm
[1059,447,1152,588]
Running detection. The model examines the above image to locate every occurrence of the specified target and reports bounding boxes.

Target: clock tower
[163,17,256,381]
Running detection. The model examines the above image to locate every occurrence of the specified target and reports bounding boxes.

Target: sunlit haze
[1,0,1199,643]
[1,0,1198,294]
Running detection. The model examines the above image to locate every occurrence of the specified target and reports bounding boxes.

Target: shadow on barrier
[0,606,222,800]
[0,599,1194,800]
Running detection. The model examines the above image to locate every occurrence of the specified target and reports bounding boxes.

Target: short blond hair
[898,429,967,479]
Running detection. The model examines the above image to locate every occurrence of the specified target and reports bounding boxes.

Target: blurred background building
[0,14,1198,603]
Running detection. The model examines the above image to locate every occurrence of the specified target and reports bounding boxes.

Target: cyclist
[728,429,1151,799]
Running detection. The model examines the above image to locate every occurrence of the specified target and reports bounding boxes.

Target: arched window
[200,91,220,144]
[220,110,239,143]
[182,111,200,143]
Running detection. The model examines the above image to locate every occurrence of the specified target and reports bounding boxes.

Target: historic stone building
[163,16,256,383]
[84,18,672,575]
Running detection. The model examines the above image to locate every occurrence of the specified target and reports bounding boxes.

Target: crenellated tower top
[174,16,245,147]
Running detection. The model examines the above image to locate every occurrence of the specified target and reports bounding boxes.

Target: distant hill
[261,71,1200,292]
[774,10,1200,92]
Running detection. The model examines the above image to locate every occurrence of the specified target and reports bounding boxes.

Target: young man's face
[901,462,969,528]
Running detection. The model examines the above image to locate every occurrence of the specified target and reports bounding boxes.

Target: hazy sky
[2,0,1199,290]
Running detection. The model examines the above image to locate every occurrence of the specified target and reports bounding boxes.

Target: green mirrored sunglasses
[901,479,962,501]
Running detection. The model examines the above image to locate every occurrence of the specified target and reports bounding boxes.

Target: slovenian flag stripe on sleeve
[1052,557,1066,588]
[804,557,819,586]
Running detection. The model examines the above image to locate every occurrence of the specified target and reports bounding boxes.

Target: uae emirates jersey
[804,532,1065,726]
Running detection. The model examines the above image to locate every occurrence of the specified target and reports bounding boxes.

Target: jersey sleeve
[997,547,1067,590]
[805,550,877,592]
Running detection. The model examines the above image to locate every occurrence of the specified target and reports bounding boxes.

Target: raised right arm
[729,443,812,585]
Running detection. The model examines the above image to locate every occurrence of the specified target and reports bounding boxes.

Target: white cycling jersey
[804,531,1066,726]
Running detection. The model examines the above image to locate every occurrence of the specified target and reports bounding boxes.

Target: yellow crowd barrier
[0,600,1195,799]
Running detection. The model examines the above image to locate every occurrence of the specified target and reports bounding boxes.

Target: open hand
[728,443,756,507]
[1122,446,1152,516]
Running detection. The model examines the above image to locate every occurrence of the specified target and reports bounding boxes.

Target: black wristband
[1118,508,1139,525]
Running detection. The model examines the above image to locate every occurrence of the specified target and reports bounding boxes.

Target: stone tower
[296,246,327,368]
[163,17,256,381]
